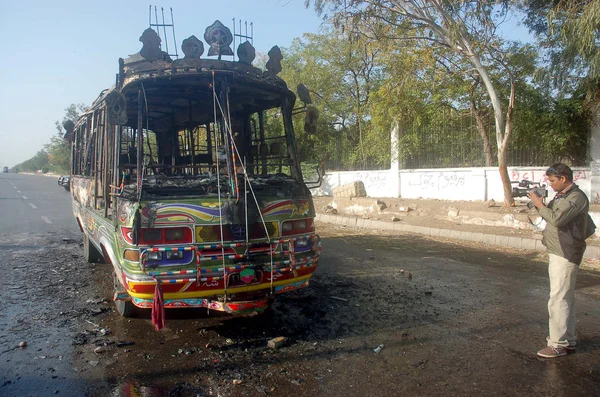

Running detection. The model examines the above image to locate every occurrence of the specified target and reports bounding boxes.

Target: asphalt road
[0,173,79,237]
[0,173,86,396]
[1,173,600,397]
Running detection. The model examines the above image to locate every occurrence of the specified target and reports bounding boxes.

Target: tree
[368,39,499,167]
[521,0,599,94]
[14,149,49,173]
[555,0,600,81]
[281,27,387,170]
[307,0,524,205]
[44,132,71,173]
[46,103,87,173]
[520,1,596,165]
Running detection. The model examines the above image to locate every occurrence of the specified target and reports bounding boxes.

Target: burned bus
[67,22,321,323]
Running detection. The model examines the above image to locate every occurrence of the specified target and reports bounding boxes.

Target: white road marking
[41,216,52,224]
[29,203,37,209]
[17,190,21,193]
[22,196,28,200]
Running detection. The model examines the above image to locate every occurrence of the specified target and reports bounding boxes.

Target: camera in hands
[511,180,548,209]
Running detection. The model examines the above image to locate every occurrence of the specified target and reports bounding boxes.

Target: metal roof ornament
[266,46,283,75]
[181,35,204,59]
[237,41,256,65]
[105,91,128,125]
[296,84,312,104]
[139,28,170,61]
[204,20,234,59]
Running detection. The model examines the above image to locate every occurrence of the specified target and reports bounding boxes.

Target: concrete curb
[316,213,600,261]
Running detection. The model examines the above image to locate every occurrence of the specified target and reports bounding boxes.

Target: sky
[0,0,324,168]
[0,1,531,168]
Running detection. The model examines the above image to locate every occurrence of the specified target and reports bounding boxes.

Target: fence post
[589,105,600,203]
[390,120,402,198]
[471,168,488,201]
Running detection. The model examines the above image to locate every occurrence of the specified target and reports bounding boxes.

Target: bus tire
[83,233,104,263]
[115,299,135,317]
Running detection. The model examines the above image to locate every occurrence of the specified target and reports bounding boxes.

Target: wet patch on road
[0,234,101,396]
[3,224,600,396]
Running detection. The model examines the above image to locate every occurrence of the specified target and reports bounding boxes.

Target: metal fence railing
[321,108,588,171]
[323,131,390,171]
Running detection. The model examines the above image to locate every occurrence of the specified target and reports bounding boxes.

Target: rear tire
[83,233,104,263]
[114,274,135,317]
[115,299,135,317]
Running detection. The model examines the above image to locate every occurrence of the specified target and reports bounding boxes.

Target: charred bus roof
[76,21,296,132]
[69,21,314,197]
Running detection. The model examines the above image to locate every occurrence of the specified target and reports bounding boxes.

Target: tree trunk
[498,147,514,206]
[463,50,514,206]
[470,100,493,167]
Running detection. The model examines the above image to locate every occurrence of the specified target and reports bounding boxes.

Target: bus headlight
[166,250,184,260]
[147,252,161,261]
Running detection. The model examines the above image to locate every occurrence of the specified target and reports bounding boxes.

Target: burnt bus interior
[71,76,307,218]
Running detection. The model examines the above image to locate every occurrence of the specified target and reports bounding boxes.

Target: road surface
[1,173,599,396]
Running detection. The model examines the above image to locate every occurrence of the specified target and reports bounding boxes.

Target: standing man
[528,163,592,358]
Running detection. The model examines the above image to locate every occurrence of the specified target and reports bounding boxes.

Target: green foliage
[300,2,593,171]
[44,128,71,173]
[280,27,388,170]
[521,0,600,94]
[14,149,50,172]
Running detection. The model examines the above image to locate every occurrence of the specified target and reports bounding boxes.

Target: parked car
[62,176,71,191]
[58,176,66,185]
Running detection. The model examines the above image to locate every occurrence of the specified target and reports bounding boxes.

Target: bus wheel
[115,299,135,317]
[114,274,135,317]
[83,233,104,263]
[257,297,275,316]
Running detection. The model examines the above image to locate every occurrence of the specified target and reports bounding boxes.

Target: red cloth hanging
[151,282,165,331]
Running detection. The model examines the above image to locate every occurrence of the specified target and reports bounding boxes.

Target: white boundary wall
[313,113,600,202]
[312,167,594,202]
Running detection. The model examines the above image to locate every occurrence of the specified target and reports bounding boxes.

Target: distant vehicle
[62,176,70,191]
[58,175,71,190]
[2,166,8,173]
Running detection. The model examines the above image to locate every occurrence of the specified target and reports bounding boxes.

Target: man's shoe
[537,346,568,358]
[565,345,576,353]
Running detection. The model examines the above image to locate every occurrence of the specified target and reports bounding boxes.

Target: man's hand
[527,191,545,209]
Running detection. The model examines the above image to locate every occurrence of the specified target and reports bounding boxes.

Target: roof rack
[149,5,178,59]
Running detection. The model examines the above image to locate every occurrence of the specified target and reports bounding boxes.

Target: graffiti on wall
[510,169,588,184]
[365,173,387,190]
[317,167,594,201]
[339,172,389,194]
[408,171,467,190]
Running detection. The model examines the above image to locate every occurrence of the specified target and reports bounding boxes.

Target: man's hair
[546,163,573,181]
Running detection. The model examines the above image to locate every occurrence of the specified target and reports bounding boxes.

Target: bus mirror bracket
[305,153,327,189]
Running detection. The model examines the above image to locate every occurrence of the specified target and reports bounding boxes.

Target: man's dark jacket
[537,184,590,265]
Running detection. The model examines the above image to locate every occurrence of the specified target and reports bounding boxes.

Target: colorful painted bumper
[115,234,321,313]
[128,279,310,313]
